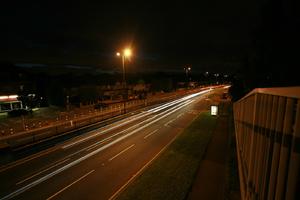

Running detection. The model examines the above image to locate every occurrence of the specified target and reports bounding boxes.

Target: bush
[8,109,31,117]
[94,103,108,109]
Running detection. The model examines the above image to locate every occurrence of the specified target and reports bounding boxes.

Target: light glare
[124,48,131,57]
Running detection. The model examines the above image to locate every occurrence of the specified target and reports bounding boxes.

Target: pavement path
[188,102,232,200]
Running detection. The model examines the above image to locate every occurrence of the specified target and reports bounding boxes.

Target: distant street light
[184,66,192,82]
[116,48,132,86]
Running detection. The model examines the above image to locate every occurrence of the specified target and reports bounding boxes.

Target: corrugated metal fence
[233,87,300,200]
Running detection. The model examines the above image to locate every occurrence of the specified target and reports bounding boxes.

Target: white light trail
[0,99,195,200]
[62,89,211,149]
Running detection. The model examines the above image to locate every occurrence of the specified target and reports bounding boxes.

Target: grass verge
[117,112,217,200]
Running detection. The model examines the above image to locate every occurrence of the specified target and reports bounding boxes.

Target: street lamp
[184,66,191,81]
[116,48,132,114]
[116,48,132,86]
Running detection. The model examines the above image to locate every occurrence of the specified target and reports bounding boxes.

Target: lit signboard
[211,105,218,116]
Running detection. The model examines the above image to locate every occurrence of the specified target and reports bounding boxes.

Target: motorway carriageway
[0,87,224,200]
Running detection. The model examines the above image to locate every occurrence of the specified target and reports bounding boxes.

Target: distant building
[0,95,23,112]
[65,83,150,107]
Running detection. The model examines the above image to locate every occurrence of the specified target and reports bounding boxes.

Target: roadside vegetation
[117,112,217,200]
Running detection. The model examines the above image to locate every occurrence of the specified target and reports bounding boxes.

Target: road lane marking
[0,147,58,173]
[109,144,135,162]
[64,103,174,158]
[66,118,152,157]
[46,169,95,200]
[69,99,192,156]
[78,114,160,154]
[143,129,158,139]
[0,106,147,173]
[0,99,195,200]
[108,124,181,200]
[85,137,113,152]
[0,88,212,174]
[62,112,151,149]
[16,158,70,185]
[177,113,184,118]
[164,119,175,127]
[66,134,118,158]
[62,89,211,149]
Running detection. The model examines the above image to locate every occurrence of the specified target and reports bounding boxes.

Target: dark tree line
[230,0,300,101]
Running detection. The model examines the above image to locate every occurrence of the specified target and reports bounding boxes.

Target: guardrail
[233,86,300,200]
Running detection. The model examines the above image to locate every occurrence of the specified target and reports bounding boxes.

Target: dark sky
[0,1,267,71]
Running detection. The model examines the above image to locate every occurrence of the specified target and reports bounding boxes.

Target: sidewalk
[188,102,239,200]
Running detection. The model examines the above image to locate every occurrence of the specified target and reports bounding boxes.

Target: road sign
[211,105,218,116]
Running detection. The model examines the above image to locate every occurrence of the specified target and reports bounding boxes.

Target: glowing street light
[124,48,131,57]
[116,48,132,86]
[184,66,192,81]
[116,48,132,113]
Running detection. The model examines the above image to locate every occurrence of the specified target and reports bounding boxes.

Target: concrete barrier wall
[233,88,300,200]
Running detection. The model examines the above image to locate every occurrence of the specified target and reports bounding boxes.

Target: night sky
[1,1,299,74]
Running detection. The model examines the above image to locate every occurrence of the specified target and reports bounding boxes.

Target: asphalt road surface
[0,86,226,200]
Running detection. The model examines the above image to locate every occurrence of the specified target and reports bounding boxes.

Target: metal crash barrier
[233,87,300,200]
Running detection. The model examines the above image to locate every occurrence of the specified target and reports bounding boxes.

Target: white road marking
[62,89,211,149]
[64,100,189,158]
[0,148,58,173]
[83,98,194,153]
[62,111,150,149]
[16,158,70,186]
[0,88,212,175]
[177,113,184,118]
[0,97,196,200]
[46,169,95,200]
[164,119,175,127]
[108,124,181,200]
[109,144,135,162]
[85,138,113,152]
[143,129,158,139]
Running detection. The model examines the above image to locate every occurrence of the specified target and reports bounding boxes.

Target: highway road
[0,86,226,200]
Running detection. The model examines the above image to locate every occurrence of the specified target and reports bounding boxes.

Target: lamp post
[184,66,191,79]
[116,48,132,114]
[116,48,131,87]
[184,66,191,87]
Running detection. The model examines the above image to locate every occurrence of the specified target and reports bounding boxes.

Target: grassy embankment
[117,112,217,200]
